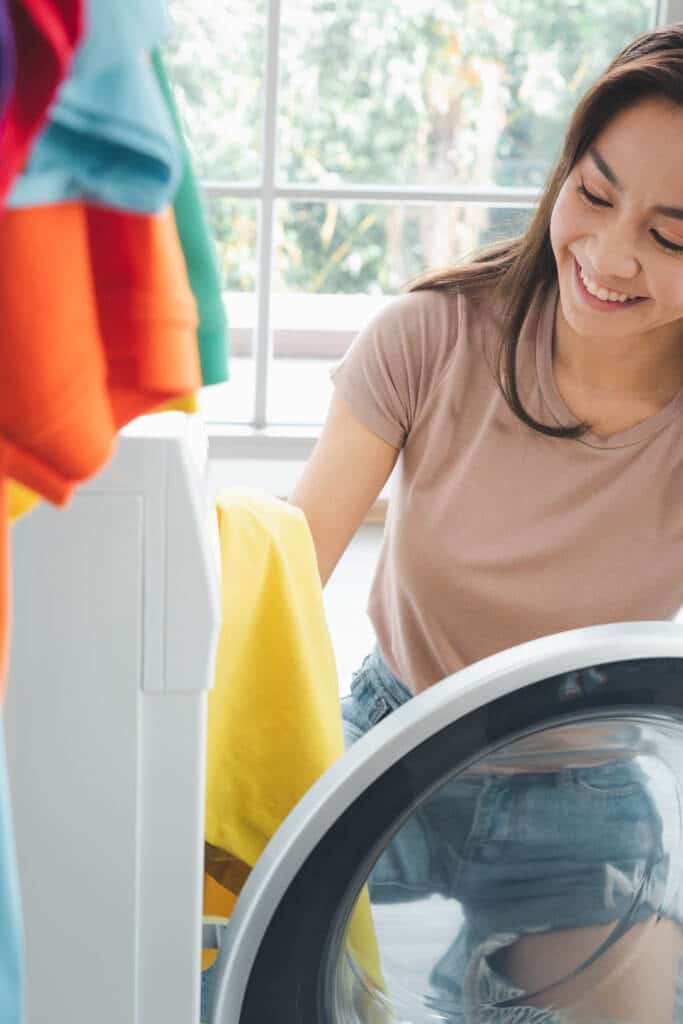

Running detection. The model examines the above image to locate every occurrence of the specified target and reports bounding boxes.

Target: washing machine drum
[210,623,683,1023]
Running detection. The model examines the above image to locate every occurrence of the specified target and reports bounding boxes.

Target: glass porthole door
[209,622,683,1024]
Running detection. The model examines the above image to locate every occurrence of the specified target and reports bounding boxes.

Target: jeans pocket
[349,663,391,728]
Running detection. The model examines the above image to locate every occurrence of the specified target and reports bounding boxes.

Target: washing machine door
[210,622,683,1023]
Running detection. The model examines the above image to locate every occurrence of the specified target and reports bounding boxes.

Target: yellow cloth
[161,393,198,415]
[8,395,197,524]
[7,480,41,522]
[203,488,385,996]
[201,874,236,970]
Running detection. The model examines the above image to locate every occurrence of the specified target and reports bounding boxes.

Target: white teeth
[578,263,634,303]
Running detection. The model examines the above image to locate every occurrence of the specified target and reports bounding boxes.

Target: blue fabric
[200,959,219,1023]
[8,0,181,212]
[0,721,23,1024]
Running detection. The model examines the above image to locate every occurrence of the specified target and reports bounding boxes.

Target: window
[166,0,673,453]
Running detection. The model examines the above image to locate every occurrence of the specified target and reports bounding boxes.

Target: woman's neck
[553,303,683,407]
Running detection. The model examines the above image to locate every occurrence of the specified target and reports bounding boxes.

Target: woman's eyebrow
[590,147,622,190]
[589,146,683,220]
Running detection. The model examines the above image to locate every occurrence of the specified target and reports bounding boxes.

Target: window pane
[278,0,654,188]
[165,0,265,182]
[274,199,532,294]
[267,200,533,425]
[198,199,258,424]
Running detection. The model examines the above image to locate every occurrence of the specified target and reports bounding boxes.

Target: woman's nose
[587,223,640,282]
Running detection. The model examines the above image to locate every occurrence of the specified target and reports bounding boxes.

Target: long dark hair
[405,24,683,439]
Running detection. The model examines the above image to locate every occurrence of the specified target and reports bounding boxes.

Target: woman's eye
[575,177,683,254]
[651,229,683,254]
[577,183,611,208]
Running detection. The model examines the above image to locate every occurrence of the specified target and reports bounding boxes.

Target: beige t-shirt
[330,280,683,694]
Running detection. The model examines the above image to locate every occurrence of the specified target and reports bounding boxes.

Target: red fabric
[0,0,83,201]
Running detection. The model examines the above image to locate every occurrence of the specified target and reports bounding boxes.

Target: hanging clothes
[0,0,83,201]
[202,490,384,999]
[0,0,16,122]
[6,38,228,524]
[0,6,204,1020]
[151,49,229,386]
[0,0,84,710]
[0,202,200,509]
[7,0,181,212]
[0,6,85,1015]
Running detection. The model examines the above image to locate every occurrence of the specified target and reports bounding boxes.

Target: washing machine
[5,412,220,1024]
[207,621,683,1023]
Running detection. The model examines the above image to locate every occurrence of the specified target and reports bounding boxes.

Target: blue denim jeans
[342,648,675,1023]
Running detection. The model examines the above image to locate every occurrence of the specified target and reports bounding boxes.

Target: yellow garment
[8,395,197,524]
[8,480,41,522]
[161,392,197,415]
[203,489,385,997]
[201,874,236,970]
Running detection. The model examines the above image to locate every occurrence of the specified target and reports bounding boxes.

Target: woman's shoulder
[331,279,505,445]
[370,285,459,332]
[342,286,459,376]
[393,278,505,326]
[384,280,504,362]
[337,278,504,394]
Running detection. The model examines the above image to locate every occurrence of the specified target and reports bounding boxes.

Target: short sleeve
[329,289,457,449]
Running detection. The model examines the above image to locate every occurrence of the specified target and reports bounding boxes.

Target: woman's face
[550,97,683,350]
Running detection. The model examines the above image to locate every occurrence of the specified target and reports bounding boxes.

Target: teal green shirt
[152,50,229,385]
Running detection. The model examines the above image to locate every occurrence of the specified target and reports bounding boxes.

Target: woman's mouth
[573,257,647,312]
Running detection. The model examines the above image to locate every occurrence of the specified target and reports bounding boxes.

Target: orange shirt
[0,202,201,503]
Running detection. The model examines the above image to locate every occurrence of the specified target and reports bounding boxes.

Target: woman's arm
[290,393,400,586]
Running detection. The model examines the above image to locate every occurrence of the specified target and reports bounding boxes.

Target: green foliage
[165,0,653,294]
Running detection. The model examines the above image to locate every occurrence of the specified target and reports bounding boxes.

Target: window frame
[206,0,683,463]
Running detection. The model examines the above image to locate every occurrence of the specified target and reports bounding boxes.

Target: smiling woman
[550,98,683,429]
[403,28,683,445]
[164,0,655,430]
[289,21,683,1024]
